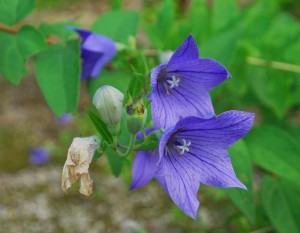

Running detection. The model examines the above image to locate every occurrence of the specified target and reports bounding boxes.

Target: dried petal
[61,136,98,196]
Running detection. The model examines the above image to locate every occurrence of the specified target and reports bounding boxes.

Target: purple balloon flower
[131,111,254,218]
[148,35,231,128]
[74,28,116,80]
[29,147,49,165]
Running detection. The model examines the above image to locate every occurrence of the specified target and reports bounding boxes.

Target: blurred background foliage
[1,0,300,232]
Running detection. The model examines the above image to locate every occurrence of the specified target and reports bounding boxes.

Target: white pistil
[176,139,191,155]
[166,76,180,89]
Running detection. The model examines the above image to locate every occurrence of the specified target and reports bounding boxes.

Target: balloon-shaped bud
[93,85,124,126]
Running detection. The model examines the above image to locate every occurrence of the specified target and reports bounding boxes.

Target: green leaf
[0,32,25,85]
[249,67,293,118]
[39,22,76,40]
[86,110,113,145]
[246,126,300,185]
[34,40,80,116]
[128,75,145,98]
[16,25,47,58]
[185,0,210,43]
[200,26,241,64]
[106,148,123,177]
[0,0,34,26]
[261,176,300,233]
[225,140,255,224]
[93,150,102,160]
[91,10,139,44]
[212,0,239,33]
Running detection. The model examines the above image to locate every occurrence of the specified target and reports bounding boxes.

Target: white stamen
[166,76,180,89]
[176,139,191,155]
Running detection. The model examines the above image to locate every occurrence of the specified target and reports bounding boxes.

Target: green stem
[118,133,137,157]
[246,57,300,74]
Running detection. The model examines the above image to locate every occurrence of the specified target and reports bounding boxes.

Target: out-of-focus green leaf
[106,148,123,177]
[0,32,25,85]
[249,67,293,118]
[261,176,300,233]
[200,26,241,65]
[86,110,113,145]
[128,75,145,98]
[87,70,131,100]
[261,13,300,52]
[184,0,209,43]
[16,25,47,58]
[212,0,239,33]
[0,0,34,26]
[34,40,80,116]
[39,22,76,40]
[225,140,255,224]
[246,126,300,185]
[91,10,139,44]
[144,0,176,49]
[0,26,47,85]
[242,0,280,40]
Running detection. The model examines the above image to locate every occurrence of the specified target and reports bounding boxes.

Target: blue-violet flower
[29,147,49,165]
[131,111,254,218]
[74,29,116,80]
[148,35,231,128]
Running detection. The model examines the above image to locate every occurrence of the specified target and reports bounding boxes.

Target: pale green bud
[93,85,124,126]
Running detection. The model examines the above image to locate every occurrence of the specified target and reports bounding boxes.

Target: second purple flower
[74,29,116,80]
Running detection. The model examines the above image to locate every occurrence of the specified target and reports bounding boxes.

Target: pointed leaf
[0,0,34,26]
[225,140,255,224]
[261,176,300,233]
[86,110,113,145]
[106,148,123,177]
[16,25,47,58]
[34,40,80,116]
[246,126,300,185]
[0,32,25,85]
[91,10,139,44]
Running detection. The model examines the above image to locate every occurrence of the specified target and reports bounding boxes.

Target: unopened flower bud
[159,50,174,63]
[93,85,124,126]
[126,101,147,134]
[61,136,99,196]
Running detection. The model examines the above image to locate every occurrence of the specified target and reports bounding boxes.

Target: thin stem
[0,23,57,44]
[118,133,137,157]
[250,226,274,233]
[132,130,158,151]
[247,57,300,74]
[0,24,17,34]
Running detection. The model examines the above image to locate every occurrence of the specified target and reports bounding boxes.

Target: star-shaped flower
[148,35,231,128]
[131,111,254,218]
[74,28,116,80]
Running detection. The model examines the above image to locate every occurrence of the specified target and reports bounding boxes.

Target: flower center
[159,73,181,94]
[174,138,191,155]
[166,75,180,89]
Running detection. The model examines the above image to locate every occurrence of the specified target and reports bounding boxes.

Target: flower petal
[177,111,255,149]
[159,148,200,219]
[81,50,103,79]
[74,29,116,79]
[167,58,231,90]
[130,150,159,190]
[74,28,91,42]
[149,77,215,128]
[169,35,199,64]
[185,146,246,189]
